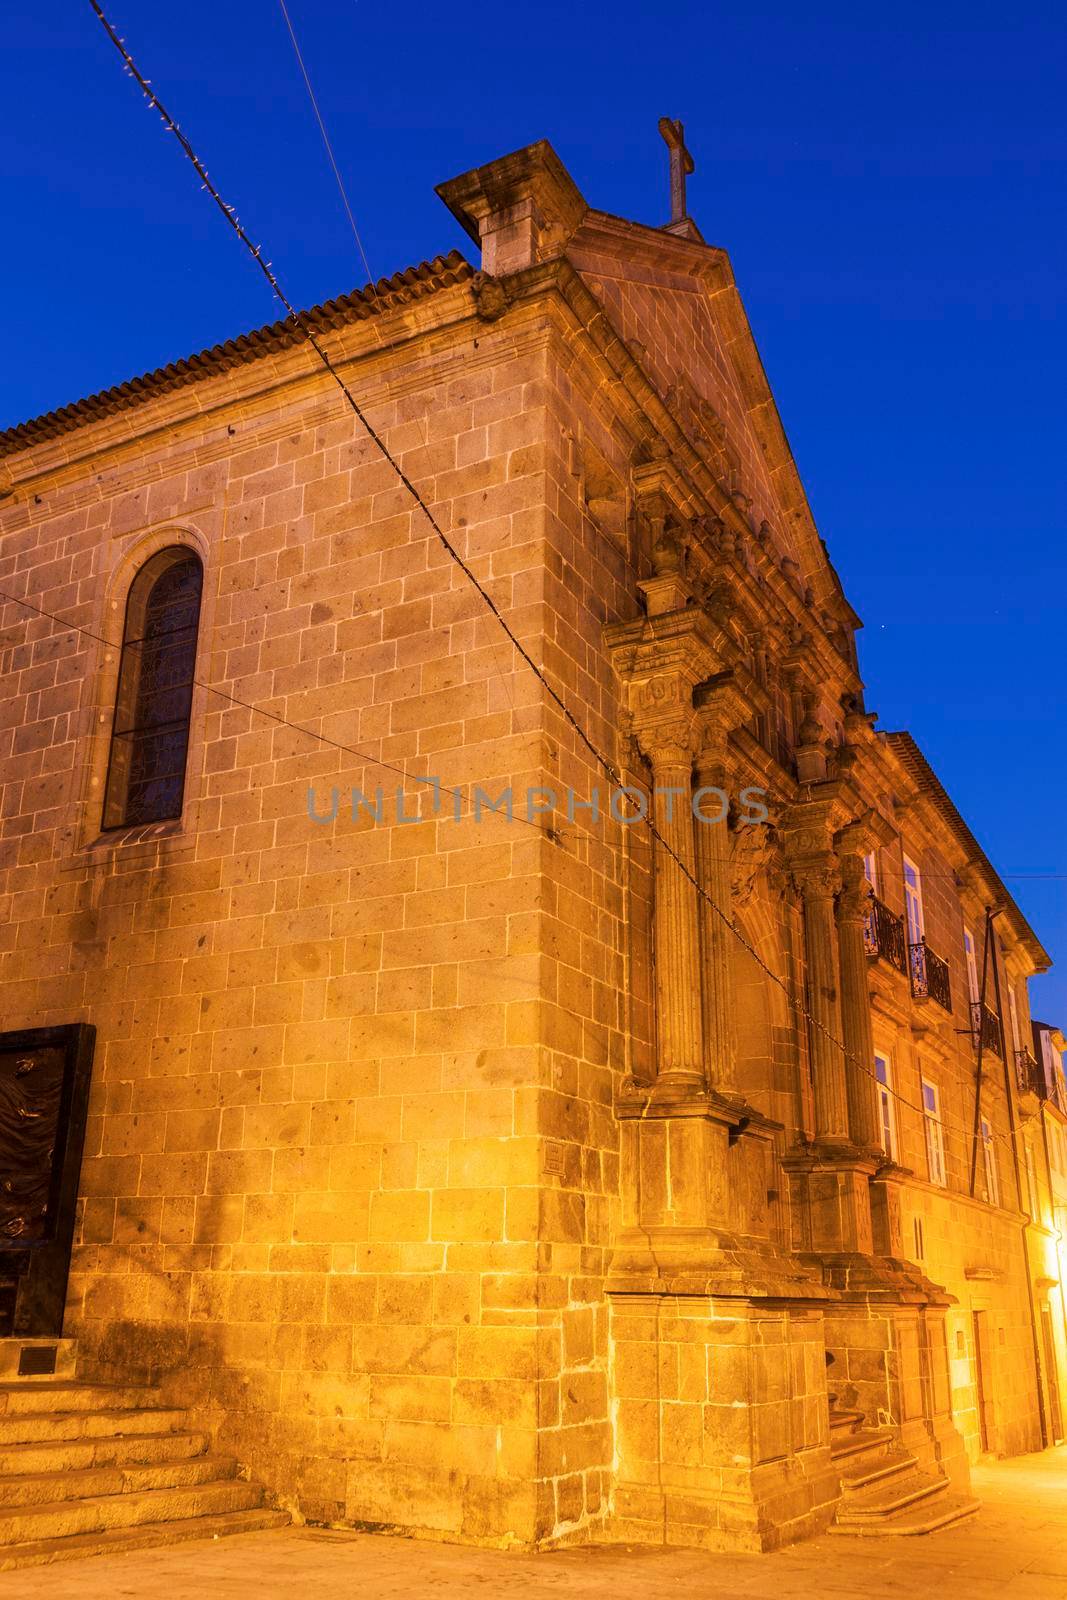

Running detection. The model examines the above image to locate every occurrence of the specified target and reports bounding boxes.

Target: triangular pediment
[565,209,853,623]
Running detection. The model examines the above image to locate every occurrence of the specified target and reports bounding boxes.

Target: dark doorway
[0,1024,95,1336]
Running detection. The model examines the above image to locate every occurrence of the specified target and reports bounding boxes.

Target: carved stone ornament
[789,859,842,901]
[798,693,823,748]
[471,271,512,322]
[650,526,688,578]
[659,372,741,493]
[631,714,698,770]
[729,815,782,908]
[617,1074,649,1103]
[837,880,873,922]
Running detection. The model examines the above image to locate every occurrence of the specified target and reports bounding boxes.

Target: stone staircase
[829,1407,979,1536]
[0,1338,287,1569]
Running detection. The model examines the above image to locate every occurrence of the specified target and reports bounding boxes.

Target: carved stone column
[835,852,881,1152]
[792,857,850,1145]
[636,721,705,1095]
[604,510,720,1097]
[692,674,754,1093]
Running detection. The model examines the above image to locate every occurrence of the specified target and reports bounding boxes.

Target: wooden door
[972,1310,995,1453]
[1042,1304,1064,1444]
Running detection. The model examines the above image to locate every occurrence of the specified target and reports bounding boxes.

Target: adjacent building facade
[0,140,1062,1551]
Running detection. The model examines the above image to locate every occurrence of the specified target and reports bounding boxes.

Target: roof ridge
[0,250,473,458]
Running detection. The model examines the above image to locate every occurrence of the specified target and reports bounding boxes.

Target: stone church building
[0,139,1062,1561]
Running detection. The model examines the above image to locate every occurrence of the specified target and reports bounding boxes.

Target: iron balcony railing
[970,1001,1003,1058]
[1015,1047,1044,1099]
[909,939,952,1013]
[863,896,908,975]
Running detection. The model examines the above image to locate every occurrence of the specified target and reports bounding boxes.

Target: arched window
[102,548,203,830]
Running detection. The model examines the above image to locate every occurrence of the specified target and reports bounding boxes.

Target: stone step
[830,1490,980,1537]
[838,1470,948,1521]
[0,1406,187,1447]
[0,1506,291,1571]
[830,1426,897,1463]
[0,1476,266,1547]
[0,1381,160,1416]
[828,1408,865,1434]
[838,1449,918,1492]
[0,1454,237,1508]
[0,1429,209,1477]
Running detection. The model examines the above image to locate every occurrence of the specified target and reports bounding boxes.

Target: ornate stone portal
[603,495,842,1550]
[599,459,972,1544]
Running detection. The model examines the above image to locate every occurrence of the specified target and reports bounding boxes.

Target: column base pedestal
[608,1289,840,1552]
[782,1142,881,1255]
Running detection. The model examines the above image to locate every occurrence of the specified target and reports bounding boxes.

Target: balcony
[1015,1047,1044,1100]
[908,939,952,1012]
[863,896,907,975]
[970,1000,1003,1058]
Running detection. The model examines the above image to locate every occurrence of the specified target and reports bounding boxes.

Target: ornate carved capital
[789,857,842,902]
[633,718,698,772]
[836,859,873,923]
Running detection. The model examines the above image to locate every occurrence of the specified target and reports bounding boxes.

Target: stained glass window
[102,548,203,829]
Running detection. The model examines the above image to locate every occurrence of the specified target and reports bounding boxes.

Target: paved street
[4,1448,1067,1599]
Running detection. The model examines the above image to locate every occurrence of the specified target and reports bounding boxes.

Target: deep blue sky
[3,3,1065,1017]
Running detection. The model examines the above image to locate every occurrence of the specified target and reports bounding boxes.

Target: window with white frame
[964,927,980,1006]
[922,1076,946,1186]
[874,1051,897,1161]
[980,1117,999,1206]
[903,856,924,948]
[1007,986,1021,1052]
[862,851,879,894]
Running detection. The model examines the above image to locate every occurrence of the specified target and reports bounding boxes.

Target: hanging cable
[275,0,375,288]
[0,586,545,837]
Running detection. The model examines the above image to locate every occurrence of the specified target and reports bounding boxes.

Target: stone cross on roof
[658,117,694,226]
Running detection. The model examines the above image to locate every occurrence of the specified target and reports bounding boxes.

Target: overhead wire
[0,586,542,837]
[274,0,521,728]
[275,0,375,289]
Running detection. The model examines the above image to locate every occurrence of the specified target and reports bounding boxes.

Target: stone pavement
[4,1449,1067,1599]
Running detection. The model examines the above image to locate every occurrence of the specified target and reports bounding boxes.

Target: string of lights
[41,0,1051,1167]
